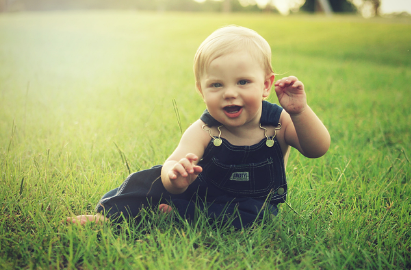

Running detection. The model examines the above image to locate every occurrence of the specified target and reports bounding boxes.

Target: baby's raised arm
[161,120,210,194]
[275,76,330,158]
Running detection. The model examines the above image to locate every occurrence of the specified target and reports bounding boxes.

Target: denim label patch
[229,172,249,181]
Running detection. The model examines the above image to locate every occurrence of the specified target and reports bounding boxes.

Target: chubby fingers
[168,153,202,179]
[185,153,199,164]
[182,153,200,174]
[275,76,304,95]
[185,153,203,174]
[275,76,300,87]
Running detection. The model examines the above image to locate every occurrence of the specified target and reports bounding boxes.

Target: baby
[67,25,330,228]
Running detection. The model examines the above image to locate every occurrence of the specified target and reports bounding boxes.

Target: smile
[223,105,243,118]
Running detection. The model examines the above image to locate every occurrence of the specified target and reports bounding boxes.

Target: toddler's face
[198,50,273,128]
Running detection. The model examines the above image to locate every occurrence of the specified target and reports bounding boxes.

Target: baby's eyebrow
[237,76,256,80]
[204,78,221,83]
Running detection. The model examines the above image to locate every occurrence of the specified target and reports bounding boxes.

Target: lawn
[0,11,410,269]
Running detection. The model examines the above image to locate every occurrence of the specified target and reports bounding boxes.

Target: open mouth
[223,105,243,118]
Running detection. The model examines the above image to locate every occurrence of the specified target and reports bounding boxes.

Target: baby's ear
[263,73,275,98]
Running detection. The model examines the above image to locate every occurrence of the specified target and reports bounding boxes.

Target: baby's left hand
[274,76,307,116]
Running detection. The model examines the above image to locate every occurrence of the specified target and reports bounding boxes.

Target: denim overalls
[96,101,287,228]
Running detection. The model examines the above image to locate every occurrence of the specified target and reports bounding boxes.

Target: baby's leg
[65,213,108,225]
[65,205,172,225]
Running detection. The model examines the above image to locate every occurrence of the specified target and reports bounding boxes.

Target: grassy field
[0,11,410,269]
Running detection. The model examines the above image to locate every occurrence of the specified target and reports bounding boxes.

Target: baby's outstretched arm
[275,76,330,158]
[161,120,209,194]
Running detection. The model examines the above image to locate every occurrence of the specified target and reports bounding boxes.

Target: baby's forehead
[213,48,261,60]
[203,49,266,73]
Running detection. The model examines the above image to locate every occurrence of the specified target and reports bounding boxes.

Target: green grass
[1,11,410,269]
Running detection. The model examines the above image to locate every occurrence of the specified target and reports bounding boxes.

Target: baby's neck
[221,124,266,146]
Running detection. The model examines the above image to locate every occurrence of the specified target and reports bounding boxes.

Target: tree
[369,0,380,16]
[348,0,381,17]
[301,0,356,13]
[223,0,231,12]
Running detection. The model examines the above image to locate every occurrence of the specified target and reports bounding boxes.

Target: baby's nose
[223,87,238,99]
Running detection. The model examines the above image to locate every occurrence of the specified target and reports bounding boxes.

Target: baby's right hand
[168,153,203,190]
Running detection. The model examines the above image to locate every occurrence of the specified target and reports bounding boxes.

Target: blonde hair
[194,25,273,84]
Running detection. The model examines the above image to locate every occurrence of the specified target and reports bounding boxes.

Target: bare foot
[65,214,108,225]
[159,204,173,214]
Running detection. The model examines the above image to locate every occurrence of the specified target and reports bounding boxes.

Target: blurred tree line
[0,0,356,13]
[2,0,389,16]
[300,0,382,15]
[1,0,373,14]
[0,0,261,12]
[301,0,357,13]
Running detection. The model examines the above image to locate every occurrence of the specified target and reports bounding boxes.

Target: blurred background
[0,0,410,18]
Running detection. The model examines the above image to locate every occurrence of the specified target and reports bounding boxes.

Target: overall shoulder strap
[200,109,222,127]
[260,101,283,126]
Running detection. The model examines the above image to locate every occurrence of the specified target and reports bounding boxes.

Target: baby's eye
[211,83,222,88]
[238,80,249,85]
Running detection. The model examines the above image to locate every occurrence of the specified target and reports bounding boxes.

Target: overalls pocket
[204,157,277,196]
